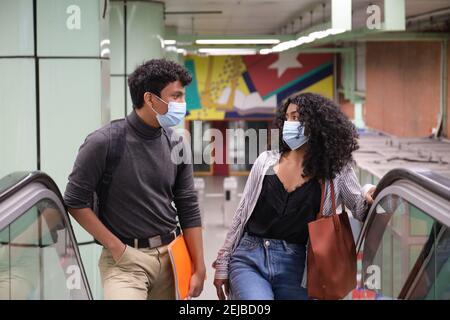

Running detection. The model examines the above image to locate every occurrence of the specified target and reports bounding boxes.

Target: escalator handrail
[357,167,450,253]
[371,167,450,202]
[0,171,64,207]
[356,168,450,300]
[0,170,93,299]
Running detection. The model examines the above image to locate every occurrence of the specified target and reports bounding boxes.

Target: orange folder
[168,235,193,300]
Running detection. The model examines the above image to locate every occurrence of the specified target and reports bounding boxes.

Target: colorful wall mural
[185,50,334,120]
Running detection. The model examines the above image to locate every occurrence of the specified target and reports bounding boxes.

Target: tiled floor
[195,176,247,300]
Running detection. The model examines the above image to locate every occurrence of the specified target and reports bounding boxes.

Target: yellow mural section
[185,55,334,121]
[299,75,333,99]
[193,56,248,109]
[186,75,334,121]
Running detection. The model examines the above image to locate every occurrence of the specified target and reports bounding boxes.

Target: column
[110,0,164,120]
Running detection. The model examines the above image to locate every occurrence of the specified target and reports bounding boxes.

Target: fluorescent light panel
[268,28,346,53]
[198,48,257,55]
[196,39,280,45]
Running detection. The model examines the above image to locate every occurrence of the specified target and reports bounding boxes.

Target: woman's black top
[245,165,322,244]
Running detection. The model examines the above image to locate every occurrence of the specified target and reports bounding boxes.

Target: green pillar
[110,1,165,120]
[0,0,110,299]
[38,0,109,300]
[0,0,36,178]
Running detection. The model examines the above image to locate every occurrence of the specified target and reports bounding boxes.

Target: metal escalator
[355,168,450,300]
[0,171,92,300]
[0,167,449,300]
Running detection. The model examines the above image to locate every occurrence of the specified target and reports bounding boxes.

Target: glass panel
[0,0,34,56]
[408,226,450,300]
[0,226,10,299]
[433,227,450,299]
[37,0,106,57]
[361,195,436,299]
[0,58,37,178]
[0,199,90,299]
[410,206,434,236]
[9,205,41,299]
[409,245,423,270]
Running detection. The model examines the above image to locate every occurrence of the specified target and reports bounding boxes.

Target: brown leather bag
[307,179,357,300]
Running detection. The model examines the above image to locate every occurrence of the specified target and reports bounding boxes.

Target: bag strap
[97,119,127,219]
[317,180,326,219]
[330,179,337,214]
[329,179,348,215]
[317,178,338,219]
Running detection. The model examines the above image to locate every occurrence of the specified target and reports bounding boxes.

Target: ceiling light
[196,39,280,45]
[197,48,257,55]
[272,40,299,52]
[165,46,178,52]
[259,48,273,55]
[309,31,330,40]
[326,28,346,35]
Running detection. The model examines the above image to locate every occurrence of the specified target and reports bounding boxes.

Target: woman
[213,93,376,300]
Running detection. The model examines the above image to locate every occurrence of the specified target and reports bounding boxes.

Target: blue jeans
[229,233,308,300]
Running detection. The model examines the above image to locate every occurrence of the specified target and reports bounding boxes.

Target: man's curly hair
[275,92,359,180]
[128,59,192,108]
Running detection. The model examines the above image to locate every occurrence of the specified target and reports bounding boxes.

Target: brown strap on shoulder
[317,180,326,219]
[330,179,337,215]
[317,179,338,219]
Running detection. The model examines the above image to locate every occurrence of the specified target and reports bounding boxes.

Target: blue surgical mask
[283,121,308,150]
[151,95,187,128]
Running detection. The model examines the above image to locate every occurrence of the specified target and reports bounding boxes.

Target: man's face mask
[151,94,186,128]
[282,121,308,150]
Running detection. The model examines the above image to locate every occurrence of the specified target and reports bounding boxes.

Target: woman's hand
[364,186,376,205]
[213,278,230,300]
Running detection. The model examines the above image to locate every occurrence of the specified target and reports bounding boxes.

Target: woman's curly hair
[274,92,359,180]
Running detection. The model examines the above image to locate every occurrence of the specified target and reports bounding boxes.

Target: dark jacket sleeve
[171,134,202,229]
[63,130,109,209]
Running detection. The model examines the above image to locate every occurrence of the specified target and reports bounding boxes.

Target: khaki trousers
[98,244,175,300]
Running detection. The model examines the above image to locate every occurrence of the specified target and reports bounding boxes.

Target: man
[64,59,205,300]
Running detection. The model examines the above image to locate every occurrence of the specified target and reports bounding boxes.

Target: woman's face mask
[151,94,187,128]
[282,121,308,150]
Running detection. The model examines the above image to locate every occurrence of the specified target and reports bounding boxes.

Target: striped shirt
[213,150,373,288]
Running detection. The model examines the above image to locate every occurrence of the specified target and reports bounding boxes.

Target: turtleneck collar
[126,109,162,140]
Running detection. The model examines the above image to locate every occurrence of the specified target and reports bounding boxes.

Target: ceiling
[161,0,450,36]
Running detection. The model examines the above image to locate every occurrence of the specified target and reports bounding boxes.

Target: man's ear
[143,92,153,107]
